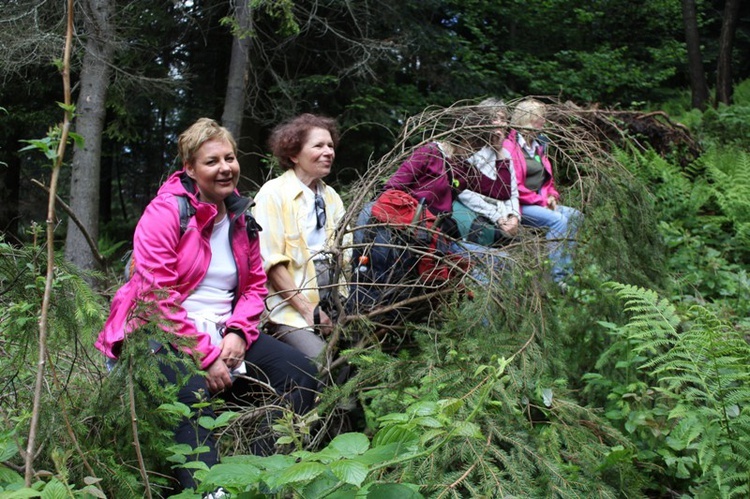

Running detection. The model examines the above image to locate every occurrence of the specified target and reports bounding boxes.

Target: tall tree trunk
[221,0,253,139]
[681,0,709,110]
[0,128,21,243]
[715,0,741,106]
[64,0,115,271]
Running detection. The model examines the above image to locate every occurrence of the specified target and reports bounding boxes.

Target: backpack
[346,189,467,317]
[452,199,515,247]
[123,195,195,280]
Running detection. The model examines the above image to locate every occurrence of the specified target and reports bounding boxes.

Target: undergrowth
[2,99,749,497]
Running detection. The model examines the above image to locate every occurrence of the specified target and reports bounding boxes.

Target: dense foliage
[1,1,750,497]
[2,0,750,244]
[2,87,749,497]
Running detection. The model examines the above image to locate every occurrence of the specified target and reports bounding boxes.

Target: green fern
[598,282,750,497]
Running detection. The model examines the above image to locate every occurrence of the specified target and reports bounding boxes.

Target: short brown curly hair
[268,113,340,170]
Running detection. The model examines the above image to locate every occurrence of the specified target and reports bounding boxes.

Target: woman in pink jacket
[502,99,582,286]
[96,118,318,495]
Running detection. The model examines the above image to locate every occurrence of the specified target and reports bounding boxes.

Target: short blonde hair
[510,98,547,129]
[177,118,237,165]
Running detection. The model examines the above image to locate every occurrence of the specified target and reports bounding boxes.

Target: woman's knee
[286,348,320,390]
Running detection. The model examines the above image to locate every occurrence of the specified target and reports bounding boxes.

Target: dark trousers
[156,332,319,491]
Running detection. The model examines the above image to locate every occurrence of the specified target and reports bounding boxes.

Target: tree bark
[681,0,709,110]
[715,0,741,106]
[64,0,116,271]
[0,128,21,243]
[221,0,253,140]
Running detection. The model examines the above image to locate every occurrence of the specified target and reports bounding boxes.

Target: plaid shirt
[252,169,347,329]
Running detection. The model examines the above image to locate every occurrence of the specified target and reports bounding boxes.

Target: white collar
[517,133,538,156]
[467,146,499,179]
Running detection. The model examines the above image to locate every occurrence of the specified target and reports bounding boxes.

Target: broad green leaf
[198,416,218,430]
[3,488,42,498]
[437,398,463,416]
[665,417,701,451]
[407,401,438,417]
[309,446,343,464]
[453,421,482,439]
[79,485,107,498]
[301,470,347,498]
[413,416,442,428]
[39,479,68,499]
[419,429,446,445]
[371,425,418,447]
[273,462,326,487]
[377,413,409,424]
[224,453,295,471]
[68,132,84,148]
[365,483,424,498]
[159,402,191,418]
[353,442,415,466]
[167,454,187,464]
[213,411,238,427]
[329,433,370,457]
[0,465,23,486]
[330,460,369,487]
[202,462,262,488]
[180,460,211,471]
[0,438,18,462]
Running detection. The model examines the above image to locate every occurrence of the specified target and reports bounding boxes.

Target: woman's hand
[547,196,558,210]
[205,359,232,394]
[315,308,334,336]
[219,332,247,370]
[497,215,520,237]
[303,306,333,336]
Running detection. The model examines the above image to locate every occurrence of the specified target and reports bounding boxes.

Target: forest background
[1,0,750,497]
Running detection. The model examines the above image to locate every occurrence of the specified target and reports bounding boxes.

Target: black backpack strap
[244,211,262,239]
[176,195,196,236]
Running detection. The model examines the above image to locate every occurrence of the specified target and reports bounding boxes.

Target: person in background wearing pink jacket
[502,99,583,287]
[96,118,318,496]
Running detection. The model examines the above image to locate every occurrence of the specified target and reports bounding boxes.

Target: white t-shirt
[182,214,237,346]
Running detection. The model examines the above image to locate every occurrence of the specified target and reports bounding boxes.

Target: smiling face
[185,138,239,209]
[291,127,335,188]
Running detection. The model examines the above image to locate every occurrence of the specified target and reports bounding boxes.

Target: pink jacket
[95,171,268,369]
[502,129,560,209]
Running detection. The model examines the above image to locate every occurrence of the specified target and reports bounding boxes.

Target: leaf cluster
[586,283,750,497]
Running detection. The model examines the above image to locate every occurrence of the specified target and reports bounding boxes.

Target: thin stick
[25,0,74,485]
[31,179,106,266]
[128,361,152,498]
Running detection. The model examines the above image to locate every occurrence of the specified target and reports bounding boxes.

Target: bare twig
[31,179,105,267]
[24,0,74,485]
[128,361,152,498]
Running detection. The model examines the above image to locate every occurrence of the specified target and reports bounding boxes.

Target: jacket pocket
[284,233,306,267]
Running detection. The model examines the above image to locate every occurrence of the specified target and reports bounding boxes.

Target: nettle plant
[163,357,510,498]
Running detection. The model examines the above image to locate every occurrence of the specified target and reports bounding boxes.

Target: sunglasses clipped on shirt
[314,193,327,230]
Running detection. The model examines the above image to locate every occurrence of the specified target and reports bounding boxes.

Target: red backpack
[370,189,466,283]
